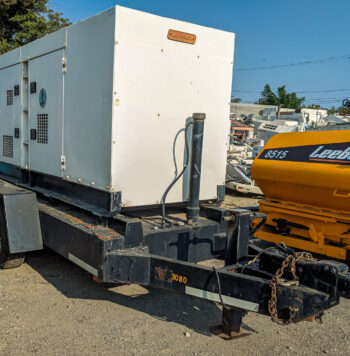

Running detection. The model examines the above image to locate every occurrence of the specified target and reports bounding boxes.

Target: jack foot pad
[210,325,250,340]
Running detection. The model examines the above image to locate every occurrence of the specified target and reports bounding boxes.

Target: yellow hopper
[251,130,350,261]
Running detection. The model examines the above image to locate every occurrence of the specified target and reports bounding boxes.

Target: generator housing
[0,6,235,216]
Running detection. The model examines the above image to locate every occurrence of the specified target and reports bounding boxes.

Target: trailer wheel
[0,253,25,269]
[0,236,25,269]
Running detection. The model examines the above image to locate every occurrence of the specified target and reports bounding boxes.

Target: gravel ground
[0,193,349,355]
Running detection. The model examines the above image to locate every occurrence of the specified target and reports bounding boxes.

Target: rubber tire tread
[0,252,25,269]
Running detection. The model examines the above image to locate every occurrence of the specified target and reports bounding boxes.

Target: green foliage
[328,106,337,114]
[259,84,305,109]
[260,84,279,105]
[338,106,350,116]
[0,0,71,55]
[305,104,322,109]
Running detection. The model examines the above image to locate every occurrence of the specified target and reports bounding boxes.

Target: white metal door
[29,50,63,177]
[0,64,22,167]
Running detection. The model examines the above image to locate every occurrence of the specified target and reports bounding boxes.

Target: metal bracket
[217,185,226,202]
[211,308,250,340]
[109,191,122,213]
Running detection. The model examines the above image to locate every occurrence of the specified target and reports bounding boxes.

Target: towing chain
[268,251,323,325]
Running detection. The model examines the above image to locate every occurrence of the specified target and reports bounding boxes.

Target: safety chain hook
[268,251,323,325]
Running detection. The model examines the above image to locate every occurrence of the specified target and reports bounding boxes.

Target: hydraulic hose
[161,121,193,227]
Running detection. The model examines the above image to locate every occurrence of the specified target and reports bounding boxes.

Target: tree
[339,106,350,116]
[231,97,242,103]
[328,106,337,115]
[259,84,279,106]
[305,104,322,109]
[259,84,305,109]
[0,0,71,55]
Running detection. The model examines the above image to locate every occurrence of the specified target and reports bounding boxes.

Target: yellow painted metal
[251,130,350,261]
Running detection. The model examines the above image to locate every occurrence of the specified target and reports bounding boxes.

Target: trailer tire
[0,235,25,269]
[0,253,25,269]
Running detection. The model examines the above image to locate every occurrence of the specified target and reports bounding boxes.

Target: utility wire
[296,89,350,94]
[304,97,348,101]
[234,54,350,71]
[232,88,350,94]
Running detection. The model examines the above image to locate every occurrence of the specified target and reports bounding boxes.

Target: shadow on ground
[26,249,225,337]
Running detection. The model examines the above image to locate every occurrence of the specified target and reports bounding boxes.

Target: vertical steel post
[225,209,250,265]
[187,113,206,223]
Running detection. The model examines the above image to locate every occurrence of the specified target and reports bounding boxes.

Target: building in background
[230,103,277,118]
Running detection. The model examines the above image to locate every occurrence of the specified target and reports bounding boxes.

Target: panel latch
[62,57,67,73]
[61,155,66,170]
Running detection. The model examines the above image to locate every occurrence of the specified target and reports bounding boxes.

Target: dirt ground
[0,193,350,355]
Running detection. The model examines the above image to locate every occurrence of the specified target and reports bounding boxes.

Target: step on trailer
[0,6,349,339]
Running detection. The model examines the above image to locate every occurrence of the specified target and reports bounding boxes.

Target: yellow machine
[251,130,350,262]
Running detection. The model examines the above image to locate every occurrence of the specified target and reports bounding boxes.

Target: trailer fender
[0,179,43,255]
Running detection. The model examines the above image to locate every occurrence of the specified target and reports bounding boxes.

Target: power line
[304,101,344,104]
[303,100,346,105]
[234,54,350,71]
[232,88,350,94]
[232,89,265,93]
[304,97,348,101]
[297,89,350,94]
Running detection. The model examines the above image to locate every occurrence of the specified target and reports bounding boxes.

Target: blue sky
[50,0,350,108]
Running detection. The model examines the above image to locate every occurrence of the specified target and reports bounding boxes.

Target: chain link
[268,251,323,325]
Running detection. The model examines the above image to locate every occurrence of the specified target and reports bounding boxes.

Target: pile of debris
[226,122,263,194]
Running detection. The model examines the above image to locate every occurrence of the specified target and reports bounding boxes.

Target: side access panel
[29,49,64,177]
[0,63,22,167]
[0,179,42,253]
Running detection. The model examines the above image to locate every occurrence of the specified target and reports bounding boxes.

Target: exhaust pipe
[187,113,206,223]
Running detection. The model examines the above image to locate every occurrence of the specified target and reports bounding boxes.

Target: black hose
[161,121,194,227]
[213,266,227,310]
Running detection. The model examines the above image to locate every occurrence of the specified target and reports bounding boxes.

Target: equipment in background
[230,120,254,141]
[225,134,263,195]
[251,130,350,262]
[226,159,263,195]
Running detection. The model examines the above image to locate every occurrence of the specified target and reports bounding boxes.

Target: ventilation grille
[263,124,278,130]
[37,114,48,144]
[3,136,13,158]
[7,90,13,105]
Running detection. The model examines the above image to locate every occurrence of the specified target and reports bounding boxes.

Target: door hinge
[62,57,67,73]
[61,155,66,170]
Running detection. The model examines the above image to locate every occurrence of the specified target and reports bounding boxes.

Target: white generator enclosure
[0,6,235,213]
